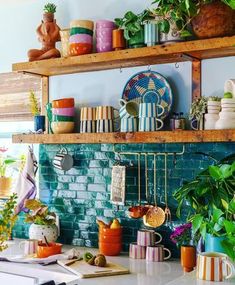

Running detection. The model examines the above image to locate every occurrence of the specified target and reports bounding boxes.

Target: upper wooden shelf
[12,36,235,76]
[12,130,235,144]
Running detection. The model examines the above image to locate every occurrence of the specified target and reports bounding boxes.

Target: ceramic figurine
[28,3,61,61]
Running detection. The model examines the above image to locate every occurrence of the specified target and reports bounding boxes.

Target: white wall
[0,0,235,120]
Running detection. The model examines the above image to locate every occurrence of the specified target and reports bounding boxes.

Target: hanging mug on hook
[53,147,74,171]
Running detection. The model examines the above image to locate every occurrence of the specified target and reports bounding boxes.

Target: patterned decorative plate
[122,71,173,119]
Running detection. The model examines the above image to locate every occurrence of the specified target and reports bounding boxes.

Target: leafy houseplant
[24,199,58,242]
[29,91,45,133]
[0,193,17,251]
[43,3,57,22]
[115,10,154,48]
[189,96,207,130]
[174,159,235,260]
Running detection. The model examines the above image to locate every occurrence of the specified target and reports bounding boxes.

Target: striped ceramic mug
[146,245,171,262]
[197,252,235,282]
[80,120,96,133]
[129,242,146,259]
[139,117,163,131]
[96,106,116,120]
[96,119,114,133]
[80,107,96,121]
[121,117,138,132]
[119,99,139,119]
[139,103,164,118]
[53,148,74,171]
[137,230,162,246]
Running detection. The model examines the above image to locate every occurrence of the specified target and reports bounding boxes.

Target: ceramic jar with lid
[215,98,235,129]
[204,100,221,130]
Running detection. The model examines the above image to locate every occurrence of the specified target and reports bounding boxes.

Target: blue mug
[139,103,164,118]
[139,117,163,131]
[34,115,45,132]
[121,117,138,132]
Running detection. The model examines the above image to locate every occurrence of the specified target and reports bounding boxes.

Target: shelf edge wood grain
[12,130,235,144]
[12,36,235,76]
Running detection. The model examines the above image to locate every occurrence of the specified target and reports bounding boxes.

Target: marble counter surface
[0,240,234,285]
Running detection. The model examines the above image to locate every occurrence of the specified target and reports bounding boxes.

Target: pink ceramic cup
[69,34,93,44]
[96,37,112,44]
[129,242,146,259]
[52,107,75,117]
[96,29,113,38]
[96,20,115,29]
[96,43,113,53]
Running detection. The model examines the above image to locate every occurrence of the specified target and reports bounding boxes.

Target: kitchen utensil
[146,245,171,262]
[58,259,129,278]
[122,71,173,119]
[53,147,74,171]
[129,243,146,259]
[137,230,162,246]
[19,239,38,256]
[164,154,171,222]
[197,252,235,281]
[145,154,165,227]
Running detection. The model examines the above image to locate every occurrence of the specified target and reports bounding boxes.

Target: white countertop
[0,240,234,285]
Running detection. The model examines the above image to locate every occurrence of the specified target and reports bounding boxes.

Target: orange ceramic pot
[37,242,62,258]
[99,242,122,256]
[99,227,122,236]
[181,245,196,272]
[52,98,75,108]
[99,227,122,256]
[69,43,92,56]
[99,235,122,243]
[112,29,125,50]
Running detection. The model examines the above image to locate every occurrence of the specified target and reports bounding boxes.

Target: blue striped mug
[139,117,163,131]
[80,120,96,133]
[121,117,138,132]
[139,103,164,118]
[119,99,139,119]
[96,119,114,133]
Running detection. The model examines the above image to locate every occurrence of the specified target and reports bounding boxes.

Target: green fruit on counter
[84,252,93,262]
[87,256,96,265]
[224,92,233,98]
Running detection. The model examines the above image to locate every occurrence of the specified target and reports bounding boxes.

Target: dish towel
[14,146,38,214]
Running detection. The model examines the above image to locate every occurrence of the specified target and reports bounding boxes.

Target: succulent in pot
[43,2,57,22]
[29,90,45,133]
[24,199,58,243]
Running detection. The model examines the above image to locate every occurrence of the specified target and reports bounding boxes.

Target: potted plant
[24,199,58,243]
[170,223,196,272]
[0,193,17,252]
[174,158,235,261]
[115,10,154,48]
[189,96,207,130]
[0,147,17,197]
[152,0,235,39]
[29,90,45,133]
[43,3,57,22]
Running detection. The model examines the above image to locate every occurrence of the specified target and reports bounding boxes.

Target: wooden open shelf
[12,36,235,76]
[12,130,235,144]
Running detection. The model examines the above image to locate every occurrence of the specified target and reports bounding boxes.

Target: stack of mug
[129,230,171,262]
[96,106,116,132]
[204,99,221,130]
[96,20,115,53]
[60,29,70,57]
[80,107,96,133]
[69,20,94,56]
[119,99,139,132]
[139,103,164,131]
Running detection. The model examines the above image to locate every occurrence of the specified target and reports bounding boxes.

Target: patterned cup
[139,103,164,118]
[139,117,163,131]
[96,106,115,120]
[121,117,138,132]
[146,245,171,262]
[69,34,93,44]
[80,107,96,121]
[119,99,139,119]
[19,239,38,256]
[96,119,114,133]
[80,120,96,133]
[70,20,94,30]
[129,242,146,259]
[137,230,162,246]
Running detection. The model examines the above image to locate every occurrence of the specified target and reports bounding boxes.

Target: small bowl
[52,98,75,109]
[70,27,93,37]
[51,122,75,134]
[52,114,74,122]
[70,20,94,30]
[52,107,75,117]
[37,242,62,258]
[69,34,93,44]
[69,43,92,56]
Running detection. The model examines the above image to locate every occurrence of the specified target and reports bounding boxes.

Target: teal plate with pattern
[122,71,173,119]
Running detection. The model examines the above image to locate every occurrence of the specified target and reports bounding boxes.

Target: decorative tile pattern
[13,142,235,257]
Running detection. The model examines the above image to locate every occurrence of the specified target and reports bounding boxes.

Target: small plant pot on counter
[29,224,59,243]
[34,115,46,132]
[128,27,145,48]
[180,245,196,272]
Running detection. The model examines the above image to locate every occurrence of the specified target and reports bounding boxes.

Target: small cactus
[44,3,57,14]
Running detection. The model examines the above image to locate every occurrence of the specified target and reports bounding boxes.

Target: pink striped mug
[19,239,38,256]
[137,230,162,246]
[129,242,146,259]
[146,245,171,262]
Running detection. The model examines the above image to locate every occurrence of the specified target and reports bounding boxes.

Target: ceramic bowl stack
[204,100,221,130]
[96,20,116,53]
[69,20,94,56]
[50,98,75,134]
[215,98,235,129]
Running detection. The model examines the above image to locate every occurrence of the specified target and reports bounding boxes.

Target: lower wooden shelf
[12,130,235,144]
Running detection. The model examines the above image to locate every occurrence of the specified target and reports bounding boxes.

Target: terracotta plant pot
[181,245,196,272]
[0,177,12,197]
[43,12,54,23]
[192,1,235,39]
[112,29,125,50]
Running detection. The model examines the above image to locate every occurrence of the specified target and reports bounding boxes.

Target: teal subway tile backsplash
[13,142,235,257]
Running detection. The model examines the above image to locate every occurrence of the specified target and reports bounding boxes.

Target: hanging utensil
[145,154,165,228]
[164,153,171,222]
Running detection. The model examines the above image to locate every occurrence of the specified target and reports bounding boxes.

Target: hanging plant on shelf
[189,96,207,130]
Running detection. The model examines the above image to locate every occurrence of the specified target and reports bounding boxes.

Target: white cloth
[14,147,38,214]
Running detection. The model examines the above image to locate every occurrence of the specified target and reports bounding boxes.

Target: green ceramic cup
[70,27,93,36]
[52,114,74,122]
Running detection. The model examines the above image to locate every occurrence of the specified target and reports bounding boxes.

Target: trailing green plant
[0,193,17,251]
[208,96,222,101]
[189,96,207,120]
[115,10,155,40]
[44,3,57,14]
[151,0,235,36]
[24,199,56,226]
[173,157,235,260]
[29,91,40,116]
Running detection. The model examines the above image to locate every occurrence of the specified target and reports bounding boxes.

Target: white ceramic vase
[29,224,58,243]
[204,113,219,130]
[215,112,235,129]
